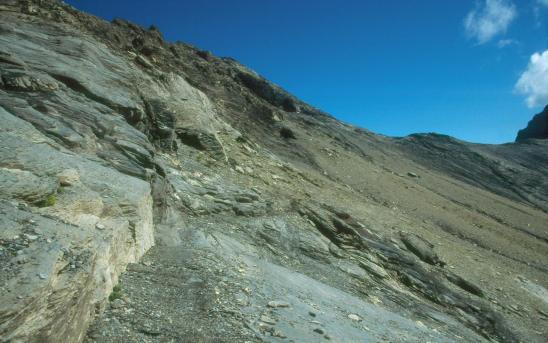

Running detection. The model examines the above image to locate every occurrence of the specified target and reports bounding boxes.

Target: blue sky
[66,0,548,143]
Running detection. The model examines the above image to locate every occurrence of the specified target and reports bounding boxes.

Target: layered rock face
[516,106,548,142]
[1,1,547,343]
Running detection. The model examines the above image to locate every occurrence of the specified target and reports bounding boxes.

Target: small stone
[187,276,203,285]
[267,300,290,308]
[14,255,28,264]
[348,314,361,321]
[415,320,427,329]
[111,298,125,309]
[407,172,419,178]
[143,261,152,266]
[38,273,47,280]
[260,315,277,325]
[235,165,245,174]
[95,223,106,230]
[23,234,38,241]
[313,328,325,335]
[135,55,153,68]
[57,169,80,186]
[22,4,39,15]
[309,311,317,317]
[272,330,286,338]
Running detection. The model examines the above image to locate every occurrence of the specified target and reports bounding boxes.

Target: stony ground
[1,1,547,342]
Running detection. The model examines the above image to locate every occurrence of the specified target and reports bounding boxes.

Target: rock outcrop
[516,105,548,142]
[0,1,547,343]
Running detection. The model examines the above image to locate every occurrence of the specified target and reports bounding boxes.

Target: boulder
[0,167,57,204]
[196,50,213,61]
[280,126,296,139]
[57,169,80,187]
[400,232,445,266]
[175,127,226,160]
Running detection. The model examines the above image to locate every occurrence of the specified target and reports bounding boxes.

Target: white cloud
[538,0,548,6]
[515,50,548,108]
[464,0,517,44]
[497,38,517,48]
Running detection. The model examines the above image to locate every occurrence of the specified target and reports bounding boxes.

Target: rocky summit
[516,105,548,142]
[0,1,547,343]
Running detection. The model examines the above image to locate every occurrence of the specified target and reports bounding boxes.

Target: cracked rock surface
[1,1,547,343]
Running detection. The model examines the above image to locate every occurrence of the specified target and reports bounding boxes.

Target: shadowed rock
[516,105,548,142]
[400,232,445,266]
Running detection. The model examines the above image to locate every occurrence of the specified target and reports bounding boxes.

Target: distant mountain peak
[516,105,548,142]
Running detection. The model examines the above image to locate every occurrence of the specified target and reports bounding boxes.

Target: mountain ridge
[0,1,547,343]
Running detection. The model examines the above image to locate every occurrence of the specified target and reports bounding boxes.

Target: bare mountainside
[0,1,547,342]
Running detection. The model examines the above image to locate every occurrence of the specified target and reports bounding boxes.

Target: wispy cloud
[537,0,548,6]
[464,0,517,44]
[496,38,517,48]
[515,50,548,108]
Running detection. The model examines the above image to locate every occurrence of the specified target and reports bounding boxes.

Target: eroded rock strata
[0,1,547,342]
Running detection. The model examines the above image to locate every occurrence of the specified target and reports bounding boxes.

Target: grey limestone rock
[0,2,546,343]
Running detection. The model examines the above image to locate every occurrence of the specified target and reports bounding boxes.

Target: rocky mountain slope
[0,1,547,342]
